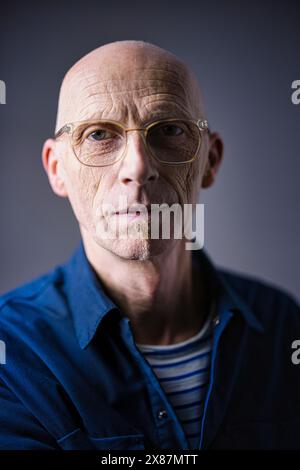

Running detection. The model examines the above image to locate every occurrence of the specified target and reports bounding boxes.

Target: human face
[49,45,209,260]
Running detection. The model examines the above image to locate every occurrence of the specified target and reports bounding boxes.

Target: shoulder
[218,266,300,328]
[0,264,75,398]
[0,267,76,449]
[0,267,61,306]
[0,264,69,337]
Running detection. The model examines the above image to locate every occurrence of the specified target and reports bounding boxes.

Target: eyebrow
[81,108,194,126]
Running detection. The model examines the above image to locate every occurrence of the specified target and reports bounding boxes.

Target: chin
[97,236,174,261]
[94,217,178,260]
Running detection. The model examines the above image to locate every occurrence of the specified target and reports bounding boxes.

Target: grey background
[0,0,299,300]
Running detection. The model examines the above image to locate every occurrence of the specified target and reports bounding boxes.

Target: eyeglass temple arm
[197,119,209,131]
[54,124,72,139]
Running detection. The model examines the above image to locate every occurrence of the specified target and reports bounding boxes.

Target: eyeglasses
[54,117,209,167]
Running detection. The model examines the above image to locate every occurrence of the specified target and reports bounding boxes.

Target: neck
[81,229,207,346]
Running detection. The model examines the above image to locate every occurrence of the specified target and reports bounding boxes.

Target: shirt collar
[64,240,118,349]
[64,240,263,349]
[193,248,264,333]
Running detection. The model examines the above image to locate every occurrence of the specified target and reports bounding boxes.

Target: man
[0,40,299,451]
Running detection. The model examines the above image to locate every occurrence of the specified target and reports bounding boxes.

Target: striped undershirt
[135,305,214,450]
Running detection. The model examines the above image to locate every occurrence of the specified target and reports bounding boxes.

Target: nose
[117,130,159,187]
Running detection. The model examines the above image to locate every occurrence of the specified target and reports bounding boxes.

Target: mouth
[112,204,152,218]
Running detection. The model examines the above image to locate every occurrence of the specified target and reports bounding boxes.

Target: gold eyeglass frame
[54,117,209,167]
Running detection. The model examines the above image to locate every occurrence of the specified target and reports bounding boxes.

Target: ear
[42,139,68,197]
[201,131,224,189]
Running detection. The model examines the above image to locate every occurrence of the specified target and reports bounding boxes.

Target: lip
[113,204,152,216]
[115,213,150,222]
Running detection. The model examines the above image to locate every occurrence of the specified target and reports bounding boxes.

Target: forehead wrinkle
[76,94,134,123]
[77,100,113,121]
[57,55,203,129]
[73,80,189,100]
[143,97,192,119]
[76,91,192,124]
[66,82,193,121]
[65,86,190,125]
[68,63,190,100]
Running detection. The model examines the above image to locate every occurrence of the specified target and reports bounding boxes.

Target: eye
[161,124,184,136]
[88,129,114,141]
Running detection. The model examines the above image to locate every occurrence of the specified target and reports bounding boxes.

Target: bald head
[55,40,205,132]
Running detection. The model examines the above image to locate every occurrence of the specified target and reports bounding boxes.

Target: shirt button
[213,316,220,326]
[157,409,168,420]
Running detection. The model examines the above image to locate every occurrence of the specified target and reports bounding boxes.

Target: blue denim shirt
[0,241,299,450]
